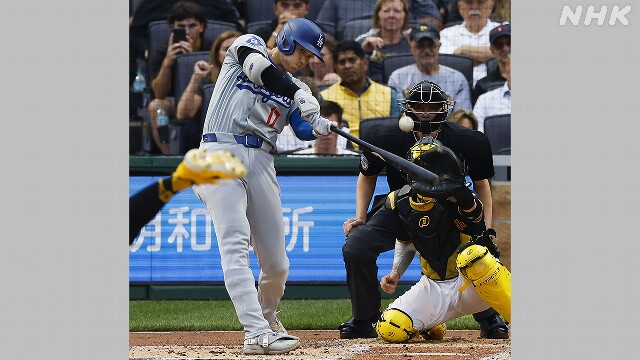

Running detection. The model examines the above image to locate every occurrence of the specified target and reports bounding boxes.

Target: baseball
[398,115,414,132]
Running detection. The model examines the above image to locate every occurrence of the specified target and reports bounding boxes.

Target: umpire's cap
[277,18,325,62]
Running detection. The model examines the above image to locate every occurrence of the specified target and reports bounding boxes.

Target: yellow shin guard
[456,245,511,323]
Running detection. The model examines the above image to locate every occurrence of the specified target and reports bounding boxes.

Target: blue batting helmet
[276,18,325,62]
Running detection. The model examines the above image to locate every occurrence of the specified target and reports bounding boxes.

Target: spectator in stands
[316,0,442,36]
[447,109,479,130]
[130,0,241,61]
[473,52,510,132]
[438,0,499,87]
[387,23,471,110]
[295,101,359,155]
[252,0,310,49]
[439,0,509,26]
[176,30,243,122]
[147,1,214,154]
[319,41,400,140]
[355,0,412,83]
[472,22,510,104]
[308,35,341,86]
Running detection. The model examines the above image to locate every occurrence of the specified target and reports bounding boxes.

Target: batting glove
[312,116,337,138]
[294,88,320,120]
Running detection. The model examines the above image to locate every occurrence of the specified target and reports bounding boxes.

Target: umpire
[339,80,509,339]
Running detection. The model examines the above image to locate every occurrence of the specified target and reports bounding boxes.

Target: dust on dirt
[130,330,510,359]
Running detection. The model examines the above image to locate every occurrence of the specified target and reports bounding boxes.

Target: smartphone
[172,28,187,43]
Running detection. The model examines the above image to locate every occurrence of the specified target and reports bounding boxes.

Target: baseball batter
[192,18,335,355]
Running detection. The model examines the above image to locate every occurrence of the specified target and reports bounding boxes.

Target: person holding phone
[147,1,214,155]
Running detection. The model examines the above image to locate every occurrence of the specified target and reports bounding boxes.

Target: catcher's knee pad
[457,245,511,323]
[375,308,418,343]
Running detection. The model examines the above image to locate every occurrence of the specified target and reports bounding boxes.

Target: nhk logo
[559,5,632,25]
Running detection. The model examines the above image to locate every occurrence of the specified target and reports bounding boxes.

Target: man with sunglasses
[472,22,510,104]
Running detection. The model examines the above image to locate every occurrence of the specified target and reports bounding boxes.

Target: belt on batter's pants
[201,133,272,152]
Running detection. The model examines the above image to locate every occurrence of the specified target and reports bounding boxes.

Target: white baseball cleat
[175,149,247,186]
[243,332,300,355]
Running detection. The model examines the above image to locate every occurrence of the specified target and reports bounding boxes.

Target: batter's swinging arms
[193,18,335,355]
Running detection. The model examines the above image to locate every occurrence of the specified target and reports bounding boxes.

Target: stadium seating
[339,18,372,42]
[246,20,272,35]
[438,53,473,88]
[173,52,210,103]
[381,53,414,84]
[205,20,239,40]
[243,0,326,23]
[243,0,276,24]
[202,83,216,125]
[130,0,143,16]
[483,114,511,155]
[308,0,326,21]
[486,57,498,76]
[168,52,211,155]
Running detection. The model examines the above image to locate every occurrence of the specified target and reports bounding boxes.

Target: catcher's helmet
[276,18,325,61]
[399,80,454,133]
[406,138,466,183]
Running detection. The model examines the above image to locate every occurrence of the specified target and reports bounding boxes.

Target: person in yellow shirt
[319,41,399,141]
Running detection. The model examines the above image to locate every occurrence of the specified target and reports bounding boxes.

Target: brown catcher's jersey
[385,185,486,281]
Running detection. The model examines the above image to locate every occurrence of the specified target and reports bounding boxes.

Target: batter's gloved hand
[457,228,500,259]
[294,88,320,120]
[311,116,337,138]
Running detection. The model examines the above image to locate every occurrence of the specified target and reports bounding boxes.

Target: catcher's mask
[399,80,454,134]
[406,138,466,184]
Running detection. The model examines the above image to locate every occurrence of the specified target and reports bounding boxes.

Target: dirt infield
[130,330,511,359]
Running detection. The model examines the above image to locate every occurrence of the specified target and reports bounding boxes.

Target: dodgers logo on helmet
[276,18,325,61]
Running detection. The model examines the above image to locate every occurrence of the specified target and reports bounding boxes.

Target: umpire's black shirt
[359,121,495,192]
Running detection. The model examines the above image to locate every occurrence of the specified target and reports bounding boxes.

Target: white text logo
[559,5,631,25]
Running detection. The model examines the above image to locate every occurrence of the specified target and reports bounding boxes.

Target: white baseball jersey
[202,34,311,150]
[195,34,308,339]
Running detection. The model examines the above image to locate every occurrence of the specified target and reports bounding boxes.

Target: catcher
[373,138,511,343]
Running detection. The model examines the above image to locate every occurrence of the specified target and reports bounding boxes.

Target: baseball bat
[330,125,440,185]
